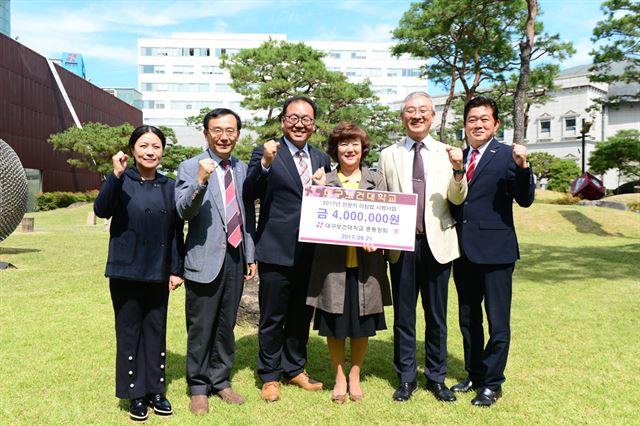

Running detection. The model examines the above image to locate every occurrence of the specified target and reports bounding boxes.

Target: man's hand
[261,140,281,168]
[198,159,216,185]
[445,146,463,170]
[112,151,128,178]
[512,143,529,168]
[362,243,377,253]
[169,274,184,291]
[244,263,257,281]
[312,168,326,186]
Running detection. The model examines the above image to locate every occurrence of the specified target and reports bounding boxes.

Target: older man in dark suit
[450,96,535,407]
[244,96,332,402]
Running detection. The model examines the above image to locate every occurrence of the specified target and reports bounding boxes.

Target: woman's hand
[362,243,377,253]
[169,274,184,290]
[112,151,128,179]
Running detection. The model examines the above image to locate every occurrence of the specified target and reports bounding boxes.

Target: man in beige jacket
[379,91,467,403]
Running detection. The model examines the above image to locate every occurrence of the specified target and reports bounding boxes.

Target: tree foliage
[392,0,573,143]
[588,129,640,179]
[590,0,640,102]
[547,159,581,193]
[193,39,405,162]
[527,151,558,183]
[48,122,201,177]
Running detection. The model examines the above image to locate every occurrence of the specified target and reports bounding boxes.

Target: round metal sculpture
[0,139,28,241]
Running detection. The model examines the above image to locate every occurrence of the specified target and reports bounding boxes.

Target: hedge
[35,190,99,211]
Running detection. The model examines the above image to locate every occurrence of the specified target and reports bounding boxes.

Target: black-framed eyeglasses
[284,115,314,126]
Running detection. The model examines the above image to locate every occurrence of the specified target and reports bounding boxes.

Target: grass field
[0,199,638,425]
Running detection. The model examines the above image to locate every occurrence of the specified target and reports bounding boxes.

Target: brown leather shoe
[284,370,323,391]
[216,387,245,405]
[261,381,281,402]
[189,395,209,414]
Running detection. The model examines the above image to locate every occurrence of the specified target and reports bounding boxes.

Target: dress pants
[257,254,314,383]
[185,244,244,396]
[109,278,169,399]
[390,234,451,384]
[453,253,513,391]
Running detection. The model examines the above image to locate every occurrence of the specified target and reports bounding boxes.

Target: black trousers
[185,245,244,396]
[390,234,452,383]
[453,253,514,391]
[109,278,169,399]
[257,256,314,383]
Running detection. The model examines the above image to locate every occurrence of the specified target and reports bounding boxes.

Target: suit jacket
[94,167,184,283]
[175,150,255,284]
[244,137,331,267]
[379,135,467,265]
[306,167,392,315]
[450,138,535,265]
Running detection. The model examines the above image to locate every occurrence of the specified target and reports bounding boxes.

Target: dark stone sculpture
[0,139,28,243]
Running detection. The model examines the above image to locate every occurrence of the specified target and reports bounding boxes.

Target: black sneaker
[147,393,173,415]
[129,398,149,421]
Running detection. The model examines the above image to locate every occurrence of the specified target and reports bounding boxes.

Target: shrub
[547,159,581,192]
[549,193,582,205]
[35,191,99,211]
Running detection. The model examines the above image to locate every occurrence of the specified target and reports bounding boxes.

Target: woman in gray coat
[308,123,391,403]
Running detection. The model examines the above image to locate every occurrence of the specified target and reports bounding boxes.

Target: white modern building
[137,33,427,146]
[432,63,639,189]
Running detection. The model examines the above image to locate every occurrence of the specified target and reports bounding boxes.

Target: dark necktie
[412,141,425,234]
[220,160,242,248]
[466,149,480,182]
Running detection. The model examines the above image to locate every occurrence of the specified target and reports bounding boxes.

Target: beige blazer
[378,136,467,264]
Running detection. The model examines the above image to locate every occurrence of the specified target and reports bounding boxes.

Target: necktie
[412,141,425,234]
[220,160,242,248]
[295,150,311,186]
[466,149,480,182]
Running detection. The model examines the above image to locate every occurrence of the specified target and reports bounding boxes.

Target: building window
[215,83,233,93]
[496,128,505,141]
[215,48,240,58]
[173,65,194,75]
[372,86,398,95]
[565,117,576,131]
[539,119,551,138]
[139,65,165,74]
[351,51,366,59]
[371,50,391,60]
[202,65,223,75]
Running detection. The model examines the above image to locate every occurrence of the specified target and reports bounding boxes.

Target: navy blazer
[244,137,331,267]
[94,167,185,282]
[450,139,535,265]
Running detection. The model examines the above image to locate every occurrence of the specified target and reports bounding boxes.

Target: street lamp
[579,118,592,174]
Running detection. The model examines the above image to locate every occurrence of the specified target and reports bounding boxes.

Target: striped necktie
[220,160,242,248]
[466,149,480,182]
[295,150,311,186]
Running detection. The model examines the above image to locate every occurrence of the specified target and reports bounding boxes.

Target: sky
[10,0,606,95]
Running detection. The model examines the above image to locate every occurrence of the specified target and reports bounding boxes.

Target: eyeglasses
[284,115,315,126]
[208,127,238,137]
[403,108,432,115]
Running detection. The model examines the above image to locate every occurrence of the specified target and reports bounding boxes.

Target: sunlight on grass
[1,203,638,424]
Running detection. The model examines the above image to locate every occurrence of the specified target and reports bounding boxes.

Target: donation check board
[298,185,417,251]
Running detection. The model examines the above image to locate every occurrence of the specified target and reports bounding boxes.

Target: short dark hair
[128,125,166,150]
[463,96,500,123]
[278,96,318,120]
[327,122,370,165]
[203,108,242,131]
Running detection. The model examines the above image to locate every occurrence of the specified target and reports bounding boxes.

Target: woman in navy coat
[94,125,185,421]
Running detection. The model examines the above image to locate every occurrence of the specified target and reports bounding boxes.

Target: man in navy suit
[244,96,331,402]
[175,108,256,414]
[450,96,535,406]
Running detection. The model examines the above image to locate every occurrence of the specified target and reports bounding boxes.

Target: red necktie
[295,150,311,186]
[466,149,480,182]
[221,160,242,248]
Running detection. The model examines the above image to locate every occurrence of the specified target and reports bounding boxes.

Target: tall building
[432,63,640,189]
[0,0,10,37]
[138,33,427,146]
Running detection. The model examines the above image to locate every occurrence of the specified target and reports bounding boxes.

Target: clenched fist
[312,168,326,186]
[198,158,216,185]
[445,146,463,170]
[512,143,528,168]
[261,139,281,168]
[112,151,129,178]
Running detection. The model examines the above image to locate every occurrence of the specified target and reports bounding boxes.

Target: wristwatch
[452,167,466,175]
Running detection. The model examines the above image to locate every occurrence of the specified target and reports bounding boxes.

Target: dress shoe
[331,393,347,404]
[147,393,173,415]
[216,387,245,405]
[261,381,281,402]
[189,395,209,414]
[471,387,502,407]
[284,370,323,391]
[451,378,478,393]
[392,382,417,402]
[425,380,456,402]
[129,397,149,421]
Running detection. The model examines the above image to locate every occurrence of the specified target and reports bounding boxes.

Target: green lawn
[0,202,638,425]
